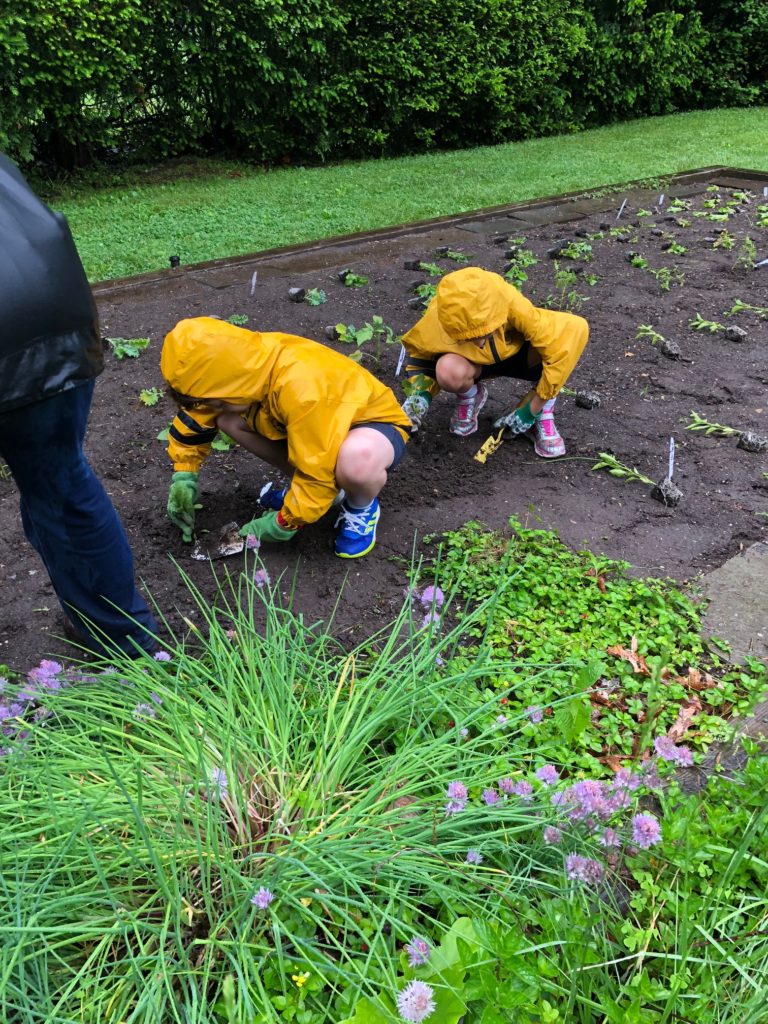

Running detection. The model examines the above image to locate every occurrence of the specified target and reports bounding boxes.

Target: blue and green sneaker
[334,498,380,558]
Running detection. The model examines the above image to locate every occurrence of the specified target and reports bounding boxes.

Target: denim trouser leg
[0,381,158,656]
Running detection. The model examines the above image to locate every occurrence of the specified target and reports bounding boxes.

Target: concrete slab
[700,541,768,664]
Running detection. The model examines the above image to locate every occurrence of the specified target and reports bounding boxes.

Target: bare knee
[436,353,478,393]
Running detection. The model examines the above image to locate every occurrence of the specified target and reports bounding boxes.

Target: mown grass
[48,106,768,281]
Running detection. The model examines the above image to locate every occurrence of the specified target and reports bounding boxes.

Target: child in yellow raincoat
[160,318,411,558]
[401,266,589,456]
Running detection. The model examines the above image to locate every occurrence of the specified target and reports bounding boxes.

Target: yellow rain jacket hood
[402,267,588,401]
[161,318,410,529]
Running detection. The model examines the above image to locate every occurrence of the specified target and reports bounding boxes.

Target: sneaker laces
[336,505,374,535]
[538,412,558,437]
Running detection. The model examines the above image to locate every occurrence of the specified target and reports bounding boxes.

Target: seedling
[417,261,444,277]
[688,313,724,333]
[545,266,589,312]
[756,204,768,228]
[443,248,468,263]
[503,247,539,290]
[727,299,768,320]
[592,453,654,487]
[338,270,369,288]
[335,316,396,367]
[139,387,163,407]
[559,240,593,262]
[413,282,438,304]
[636,324,665,346]
[732,236,757,272]
[636,209,653,218]
[664,242,687,255]
[107,337,150,359]
[713,230,735,250]
[583,273,600,286]
[667,198,691,214]
[649,266,684,292]
[629,253,648,269]
[685,411,740,437]
[304,288,327,306]
[227,314,249,326]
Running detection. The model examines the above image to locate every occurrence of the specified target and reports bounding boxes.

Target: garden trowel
[473,428,506,464]
[191,521,254,561]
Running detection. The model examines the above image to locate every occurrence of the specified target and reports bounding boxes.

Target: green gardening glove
[493,398,540,437]
[239,510,298,544]
[167,471,201,542]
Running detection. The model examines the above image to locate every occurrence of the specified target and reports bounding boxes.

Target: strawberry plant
[139,387,163,407]
[304,287,327,305]
[339,270,369,288]
[107,337,150,359]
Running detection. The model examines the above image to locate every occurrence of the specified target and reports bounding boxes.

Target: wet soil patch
[1,170,767,671]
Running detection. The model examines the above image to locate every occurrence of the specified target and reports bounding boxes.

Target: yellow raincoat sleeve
[278,395,356,529]
[166,406,220,472]
[506,288,589,400]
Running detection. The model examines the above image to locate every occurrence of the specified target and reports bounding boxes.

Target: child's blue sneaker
[259,481,287,510]
[334,498,380,558]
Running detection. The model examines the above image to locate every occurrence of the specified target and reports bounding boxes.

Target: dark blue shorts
[478,342,542,384]
[350,422,408,470]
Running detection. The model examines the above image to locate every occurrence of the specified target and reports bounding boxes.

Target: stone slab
[700,541,768,664]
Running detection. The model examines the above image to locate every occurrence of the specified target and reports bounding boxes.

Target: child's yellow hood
[436,267,509,340]
[160,317,277,404]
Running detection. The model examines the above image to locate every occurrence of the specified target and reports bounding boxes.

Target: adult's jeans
[0,380,158,657]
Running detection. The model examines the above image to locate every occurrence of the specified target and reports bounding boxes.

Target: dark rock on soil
[575,390,601,409]
[651,478,683,507]
[434,246,451,256]
[403,259,423,271]
[323,325,339,340]
[288,287,306,303]
[724,325,748,343]
[737,432,768,454]
[660,339,682,360]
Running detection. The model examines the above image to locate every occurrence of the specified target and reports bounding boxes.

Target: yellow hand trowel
[474,428,506,464]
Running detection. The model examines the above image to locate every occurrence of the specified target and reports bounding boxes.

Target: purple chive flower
[208,767,229,798]
[133,702,157,720]
[654,735,693,766]
[631,813,662,849]
[153,650,171,662]
[481,788,500,806]
[495,714,508,726]
[525,705,543,725]
[459,727,469,738]
[250,887,274,910]
[600,827,621,848]
[27,660,63,685]
[253,568,270,587]
[421,610,441,629]
[465,849,483,865]
[149,692,163,706]
[245,534,260,551]
[543,826,562,845]
[419,585,444,609]
[404,936,430,967]
[0,706,11,722]
[565,854,604,884]
[535,765,559,786]
[397,979,436,1022]
[612,768,642,791]
[498,777,515,795]
[446,780,467,801]
[512,780,533,801]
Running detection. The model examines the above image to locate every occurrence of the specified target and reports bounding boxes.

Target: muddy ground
[1,170,767,672]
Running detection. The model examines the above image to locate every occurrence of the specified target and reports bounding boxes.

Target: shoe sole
[525,430,566,458]
[335,535,377,558]
[450,386,489,437]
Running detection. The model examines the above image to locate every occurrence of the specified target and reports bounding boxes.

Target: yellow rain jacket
[402,267,588,401]
[160,318,410,529]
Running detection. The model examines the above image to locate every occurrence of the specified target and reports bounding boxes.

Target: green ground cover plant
[45,108,768,281]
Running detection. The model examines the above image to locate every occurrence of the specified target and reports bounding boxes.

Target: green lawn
[52,106,768,282]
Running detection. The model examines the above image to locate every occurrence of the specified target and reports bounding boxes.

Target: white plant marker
[250,271,258,296]
[616,198,628,220]
[764,186,768,198]
[395,343,407,377]
[668,436,675,481]
[657,194,665,207]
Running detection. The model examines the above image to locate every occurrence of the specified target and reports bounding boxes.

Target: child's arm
[506,287,589,400]
[165,407,219,541]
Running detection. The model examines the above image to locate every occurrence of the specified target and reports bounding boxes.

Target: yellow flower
[291,971,310,988]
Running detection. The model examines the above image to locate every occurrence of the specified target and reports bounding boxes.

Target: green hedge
[1,0,766,169]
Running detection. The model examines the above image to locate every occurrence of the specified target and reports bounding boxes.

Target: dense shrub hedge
[1,0,766,169]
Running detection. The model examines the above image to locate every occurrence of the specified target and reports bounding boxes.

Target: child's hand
[493,399,540,436]
[239,510,297,543]
[167,471,201,542]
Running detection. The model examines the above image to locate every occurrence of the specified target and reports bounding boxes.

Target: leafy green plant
[713,229,735,250]
[733,235,758,272]
[592,452,654,486]
[685,411,741,437]
[629,253,648,269]
[444,249,468,263]
[304,287,327,305]
[417,261,445,277]
[559,240,593,262]
[335,316,397,367]
[544,265,589,312]
[635,324,664,346]
[227,313,250,325]
[756,204,768,228]
[211,431,236,451]
[636,208,652,217]
[665,241,687,255]
[139,386,163,407]
[340,271,369,288]
[649,265,684,292]
[503,247,539,290]
[727,299,768,320]
[106,336,150,359]
[689,313,725,333]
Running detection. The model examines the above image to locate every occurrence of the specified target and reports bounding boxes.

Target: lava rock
[434,245,451,256]
[323,325,339,341]
[337,269,352,283]
[403,259,423,271]
[547,243,567,259]
[492,234,509,245]
[409,279,425,291]
[407,297,425,310]
[651,229,664,237]
[651,477,683,507]
[288,287,306,303]
[169,254,181,269]
[599,222,611,231]
[575,228,590,238]
[724,325,748,343]
[737,431,768,454]
[660,338,682,360]
[575,390,601,409]
[504,246,520,259]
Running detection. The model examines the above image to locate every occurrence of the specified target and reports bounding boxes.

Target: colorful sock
[458,384,478,399]
[542,398,556,413]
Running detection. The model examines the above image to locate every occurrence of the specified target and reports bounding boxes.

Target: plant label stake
[616,198,628,220]
[395,344,407,377]
[474,428,505,464]
[651,436,682,507]
[657,194,665,207]
[250,271,258,296]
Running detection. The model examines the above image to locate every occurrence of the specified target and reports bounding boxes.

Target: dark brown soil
[2,172,767,672]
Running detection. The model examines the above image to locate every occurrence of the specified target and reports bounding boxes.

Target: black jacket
[0,153,103,415]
